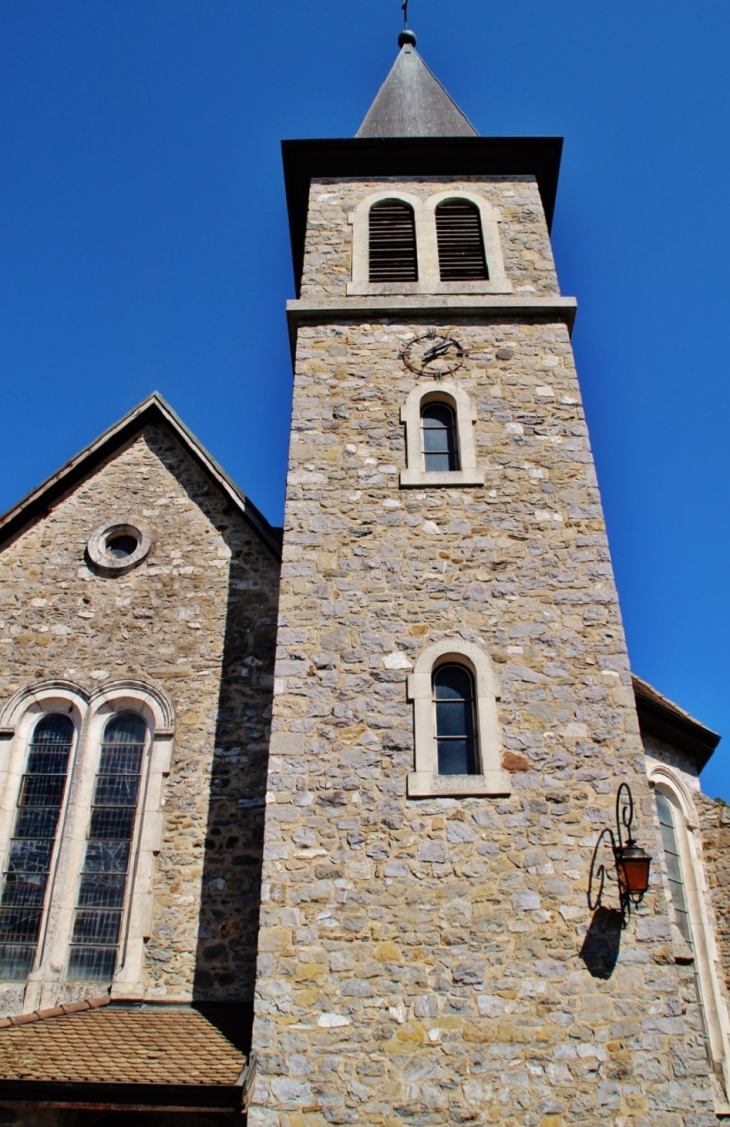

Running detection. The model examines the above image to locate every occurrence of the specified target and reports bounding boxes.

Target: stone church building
[0,28,728,1127]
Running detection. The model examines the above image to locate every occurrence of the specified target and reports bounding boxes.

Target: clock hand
[423,340,455,362]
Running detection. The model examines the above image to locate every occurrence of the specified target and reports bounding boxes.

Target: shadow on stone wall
[145,430,280,1051]
[190,535,279,1045]
[579,907,623,979]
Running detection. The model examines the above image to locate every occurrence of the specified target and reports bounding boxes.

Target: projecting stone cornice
[286,294,577,356]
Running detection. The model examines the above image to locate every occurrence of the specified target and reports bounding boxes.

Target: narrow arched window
[369,199,418,282]
[421,402,459,472]
[655,788,711,1059]
[433,665,478,776]
[0,714,74,980]
[68,712,146,982]
[436,199,488,281]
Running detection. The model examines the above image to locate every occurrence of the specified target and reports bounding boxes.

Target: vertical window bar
[67,712,146,982]
[0,715,74,981]
[421,403,458,472]
[433,665,478,775]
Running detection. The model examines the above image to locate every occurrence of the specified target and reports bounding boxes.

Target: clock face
[400,330,466,378]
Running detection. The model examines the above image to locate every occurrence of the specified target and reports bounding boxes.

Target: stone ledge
[408,770,512,798]
[287,294,578,356]
[400,468,484,489]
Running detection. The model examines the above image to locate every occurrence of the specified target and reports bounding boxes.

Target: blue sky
[1,2,729,798]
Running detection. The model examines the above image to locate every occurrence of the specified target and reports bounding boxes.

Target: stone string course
[249,177,718,1125]
[0,426,279,1014]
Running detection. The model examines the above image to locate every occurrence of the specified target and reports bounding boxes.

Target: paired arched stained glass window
[436,199,488,281]
[421,402,459,472]
[0,714,75,980]
[433,664,478,776]
[369,199,418,283]
[68,712,147,982]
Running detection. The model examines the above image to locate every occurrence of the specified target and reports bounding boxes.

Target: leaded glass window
[422,403,458,472]
[67,712,146,982]
[0,714,74,980]
[655,789,710,1060]
[433,664,478,775]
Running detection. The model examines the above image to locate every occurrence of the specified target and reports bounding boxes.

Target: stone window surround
[400,380,484,488]
[648,762,730,1103]
[407,639,511,798]
[347,188,513,297]
[0,678,174,1012]
[86,521,152,575]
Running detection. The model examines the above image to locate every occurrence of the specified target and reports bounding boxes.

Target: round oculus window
[87,522,151,574]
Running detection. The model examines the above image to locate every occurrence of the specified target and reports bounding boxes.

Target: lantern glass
[617,846,651,896]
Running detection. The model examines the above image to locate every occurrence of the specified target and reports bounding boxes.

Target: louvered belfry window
[68,712,146,982]
[0,715,74,980]
[436,199,488,281]
[369,199,418,283]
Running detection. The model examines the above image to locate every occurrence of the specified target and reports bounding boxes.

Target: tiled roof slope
[0,999,246,1086]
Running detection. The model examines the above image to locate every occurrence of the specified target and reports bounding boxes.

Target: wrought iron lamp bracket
[587,782,650,928]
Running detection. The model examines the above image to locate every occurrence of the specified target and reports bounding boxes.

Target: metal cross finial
[402,0,409,30]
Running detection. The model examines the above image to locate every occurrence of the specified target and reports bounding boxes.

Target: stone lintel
[286,295,577,359]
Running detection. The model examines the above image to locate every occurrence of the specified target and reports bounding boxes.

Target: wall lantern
[588,782,652,926]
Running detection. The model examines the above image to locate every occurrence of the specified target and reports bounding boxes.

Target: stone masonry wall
[249,173,717,1126]
[696,794,730,999]
[0,425,279,1012]
[301,177,560,299]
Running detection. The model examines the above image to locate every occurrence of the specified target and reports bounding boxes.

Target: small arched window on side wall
[67,711,147,983]
[650,770,730,1100]
[0,715,75,981]
[422,401,459,473]
[408,640,510,798]
[436,199,488,281]
[401,383,483,488]
[368,199,418,283]
[433,664,477,775]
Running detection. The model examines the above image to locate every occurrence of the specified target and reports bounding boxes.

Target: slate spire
[356,31,478,139]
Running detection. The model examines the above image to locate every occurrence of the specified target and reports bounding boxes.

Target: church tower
[250,29,718,1126]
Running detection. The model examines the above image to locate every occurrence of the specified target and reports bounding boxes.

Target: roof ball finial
[399,0,417,47]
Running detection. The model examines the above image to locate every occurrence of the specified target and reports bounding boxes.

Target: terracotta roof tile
[0,1002,246,1087]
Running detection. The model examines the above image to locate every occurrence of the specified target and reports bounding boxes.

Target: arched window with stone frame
[649,764,730,1099]
[400,382,483,488]
[0,679,174,1009]
[407,639,510,798]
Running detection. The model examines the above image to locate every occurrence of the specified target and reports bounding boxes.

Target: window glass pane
[82,841,131,874]
[0,907,43,942]
[433,665,478,776]
[421,404,457,472]
[67,946,117,982]
[0,714,73,981]
[0,944,36,981]
[437,739,477,776]
[77,874,127,908]
[14,807,62,840]
[93,775,140,807]
[89,807,137,840]
[68,712,145,982]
